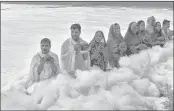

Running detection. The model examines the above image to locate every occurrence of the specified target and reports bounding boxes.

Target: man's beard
[72,36,79,42]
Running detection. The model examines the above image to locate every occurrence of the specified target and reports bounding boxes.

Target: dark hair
[155,22,161,27]
[40,38,51,45]
[93,30,106,45]
[137,20,145,26]
[114,23,119,26]
[154,22,162,33]
[70,23,81,32]
[163,19,170,25]
[95,30,105,39]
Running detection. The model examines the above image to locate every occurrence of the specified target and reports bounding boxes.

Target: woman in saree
[137,20,153,49]
[107,23,127,68]
[124,22,148,56]
[137,20,146,43]
[89,31,108,71]
[146,16,156,35]
[150,22,165,47]
[143,16,156,47]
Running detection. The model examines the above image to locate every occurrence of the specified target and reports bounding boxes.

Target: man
[25,38,61,89]
[61,23,90,75]
[162,19,173,41]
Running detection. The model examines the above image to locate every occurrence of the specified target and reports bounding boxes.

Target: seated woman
[146,16,156,35]
[124,22,148,56]
[143,16,156,47]
[107,23,127,68]
[150,22,165,47]
[89,30,108,71]
[137,20,146,43]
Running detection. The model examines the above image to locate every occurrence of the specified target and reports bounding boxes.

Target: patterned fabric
[89,40,108,71]
[111,44,126,67]
[107,23,126,68]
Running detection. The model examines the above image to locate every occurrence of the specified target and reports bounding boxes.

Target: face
[164,22,170,29]
[95,32,103,43]
[40,42,51,54]
[139,22,145,31]
[131,24,139,34]
[115,24,121,35]
[155,23,161,32]
[71,28,81,41]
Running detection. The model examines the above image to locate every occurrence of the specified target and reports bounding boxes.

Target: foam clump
[1,41,173,110]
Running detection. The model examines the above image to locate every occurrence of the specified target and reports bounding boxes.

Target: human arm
[47,54,61,76]
[61,39,73,61]
[25,55,41,89]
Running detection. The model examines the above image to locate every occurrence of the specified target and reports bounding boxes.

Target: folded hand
[119,42,127,48]
[74,44,82,51]
[46,56,54,63]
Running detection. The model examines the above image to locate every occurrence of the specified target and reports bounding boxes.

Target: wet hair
[137,20,145,26]
[163,19,170,25]
[40,38,51,45]
[70,23,81,32]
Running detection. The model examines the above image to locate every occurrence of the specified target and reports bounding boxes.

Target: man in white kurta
[61,24,90,74]
[23,38,61,110]
[25,38,61,90]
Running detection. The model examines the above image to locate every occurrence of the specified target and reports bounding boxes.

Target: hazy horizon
[2,1,173,9]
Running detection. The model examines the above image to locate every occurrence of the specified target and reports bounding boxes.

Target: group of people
[25,16,173,90]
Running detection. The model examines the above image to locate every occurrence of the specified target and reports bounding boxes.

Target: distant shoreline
[2,1,173,9]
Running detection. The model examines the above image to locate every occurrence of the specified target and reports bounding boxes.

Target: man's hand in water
[37,58,45,75]
[74,44,82,55]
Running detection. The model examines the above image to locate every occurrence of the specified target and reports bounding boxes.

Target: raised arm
[61,39,72,61]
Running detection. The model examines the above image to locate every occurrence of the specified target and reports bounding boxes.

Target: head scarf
[137,20,145,33]
[146,16,155,34]
[89,30,106,46]
[107,23,124,44]
[124,22,141,46]
[137,20,146,41]
[154,22,162,37]
[106,23,124,60]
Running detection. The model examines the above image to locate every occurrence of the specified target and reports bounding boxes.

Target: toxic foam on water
[1,41,173,110]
